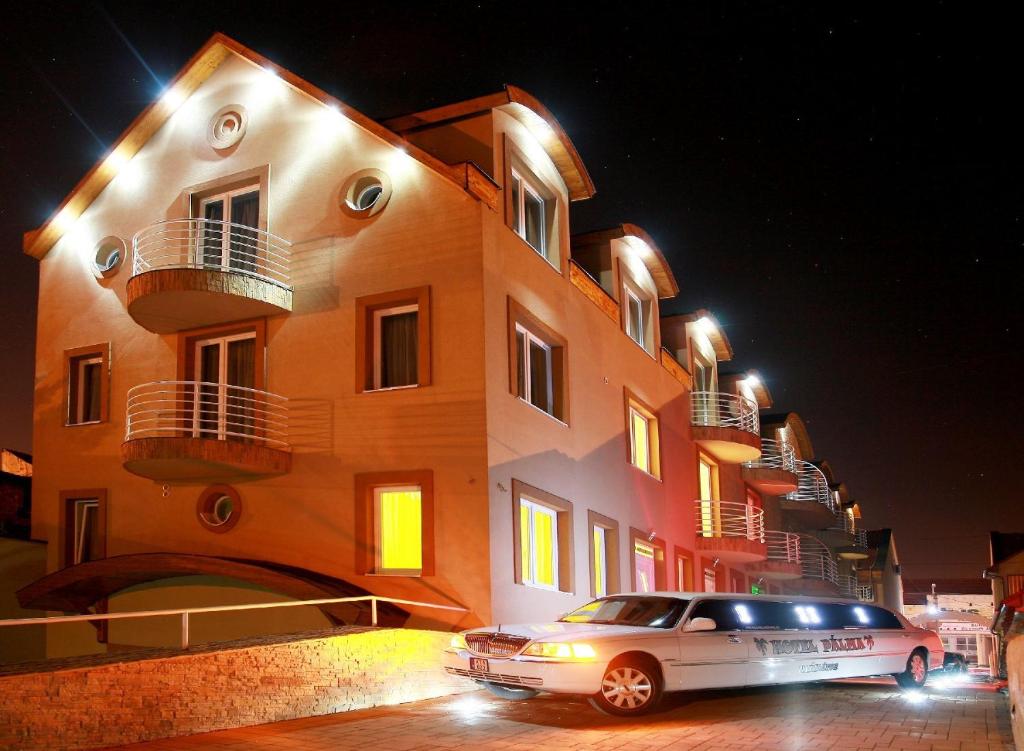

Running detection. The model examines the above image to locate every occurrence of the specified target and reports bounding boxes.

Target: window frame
[511,479,574,594]
[674,545,695,592]
[618,261,657,355]
[502,135,566,275]
[374,484,424,576]
[356,287,432,393]
[588,510,621,598]
[516,324,554,413]
[629,528,667,592]
[64,344,110,427]
[507,297,569,423]
[354,470,435,577]
[510,167,547,257]
[59,489,107,568]
[372,303,420,391]
[624,389,661,479]
[520,497,559,591]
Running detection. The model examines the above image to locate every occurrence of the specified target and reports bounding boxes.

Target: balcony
[121,381,291,483]
[794,535,839,595]
[741,438,798,494]
[778,460,840,528]
[126,219,293,333]
[746,530,802,580]
[835,575,859,599]
[693,500,766,563]
[824,523,872,561]
[856,584,874,602]
[689,391,761,463]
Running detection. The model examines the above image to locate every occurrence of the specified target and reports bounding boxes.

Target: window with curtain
[520,498,558,590]
[373,305,419,389]
[197,186,260,274]
[375,486,423,574]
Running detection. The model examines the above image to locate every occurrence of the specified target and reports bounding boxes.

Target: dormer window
[511,169,546,257]
[621,275,654,354]
[625,289,645,346]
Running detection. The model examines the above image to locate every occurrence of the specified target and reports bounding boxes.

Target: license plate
[469,657,489,672]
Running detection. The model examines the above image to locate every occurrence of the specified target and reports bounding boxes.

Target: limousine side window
[689,599,788,631]
[688,600,903,631]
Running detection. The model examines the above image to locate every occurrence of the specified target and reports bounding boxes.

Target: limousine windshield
[560,596,690,629]
[687,598,905,631]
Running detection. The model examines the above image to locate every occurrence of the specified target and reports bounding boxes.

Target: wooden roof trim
[24,32,470,260]
[382,84,596,201]
[761,411,815,461]
[678,308,734,362]
[572,223,679,298]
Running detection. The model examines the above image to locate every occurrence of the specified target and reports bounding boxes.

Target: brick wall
[1007,635,1023,751]
[0,627,475,751]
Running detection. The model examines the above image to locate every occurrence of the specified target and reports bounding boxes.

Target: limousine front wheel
[588,657,663,716]
[894,649,928,689]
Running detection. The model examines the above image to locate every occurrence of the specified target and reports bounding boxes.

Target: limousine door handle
[727,635,743,644]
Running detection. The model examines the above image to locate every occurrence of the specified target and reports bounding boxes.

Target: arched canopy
[571,223,679,298]
[17,553,409,626]
[761,411,815,460]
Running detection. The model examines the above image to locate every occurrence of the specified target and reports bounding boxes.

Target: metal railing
[786,460,838,514]
[797,535,838,585]
[742,438,796,472]
[827,515,869,550]
[857,584,874,602]
[0,596,466,650]
[690,391,760,435]
[133,219,292,288]
[764,530,801,564]
[836,575,858,598]
[125,381,289,449]
[695,500,765,542]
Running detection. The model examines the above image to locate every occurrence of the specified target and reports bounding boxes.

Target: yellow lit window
[593,526,607,598]
[629,407,651,473]
[698,456,719,537]
[376,486,422,574]
[521,498,558,590]
[634,540,656,593]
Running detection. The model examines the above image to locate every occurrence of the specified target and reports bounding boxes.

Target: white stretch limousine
[444,593,943,715]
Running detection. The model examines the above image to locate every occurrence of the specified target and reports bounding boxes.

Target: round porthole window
[207,104,249,150]
[92,236,126,279]
[340,168,392,218]
[197,485,242,533]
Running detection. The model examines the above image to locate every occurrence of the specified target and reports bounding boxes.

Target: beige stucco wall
[32,53,492,646]
[0,538,46,664]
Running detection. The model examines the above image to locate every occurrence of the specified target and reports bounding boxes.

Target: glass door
[198,187,260,274]
[634,540,656,593]
[193,333,256,441]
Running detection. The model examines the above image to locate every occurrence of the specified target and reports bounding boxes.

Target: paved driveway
[106,677,1013,751]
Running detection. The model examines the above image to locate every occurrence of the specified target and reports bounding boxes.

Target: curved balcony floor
[122,436,291,483]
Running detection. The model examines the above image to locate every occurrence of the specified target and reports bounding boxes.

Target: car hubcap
[910,655,926,682]
[601,667,653,709]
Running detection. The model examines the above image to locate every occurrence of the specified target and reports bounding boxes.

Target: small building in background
[0,448,32,540]
[903,577,996,668]
[856,528,904,613]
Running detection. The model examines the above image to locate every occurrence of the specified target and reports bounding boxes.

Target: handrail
[742,438,796,472]
[0,595,468,650]
[836,575,858,598]
[797,535,838,585]
[786,460,838,514]
[690,391,759,435]
[125,380,289,449]
[856,584,874,602]
[763,530,801,564]
[694,500,765,542]
[132,218,292,289]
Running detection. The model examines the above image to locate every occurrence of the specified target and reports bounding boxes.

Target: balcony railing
[690,391,760,435]
[786,460,838,513]
[133,219,292,289]
[764,530,801,564]
[695,500,765,542]
[836,575,858,598]
[742,438,796,472]
[797,535,838,585]
[125,381,289,449]
[857,584,874,602]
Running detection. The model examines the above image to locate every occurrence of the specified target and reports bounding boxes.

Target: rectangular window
[504,137,562,272]
[625,289,644,346]
[65,345,109,426]
[629,528,666,592]
[60,490,107,568]
[511,169,547,256]
[512,480,574,593]
[625,390,660,478]
[620,267,655,354]
[197,186,260,273]
[698,454,720,537]
[703,567,717,592]
[521,498,558,590]
[508,298,568,422]
[675,550,693,592]
[374,304,419,389]
[375,486,423,574]
[354,470,434,577]
[356,287,431,392]
[588,510,620,598]
[634,540,656,593]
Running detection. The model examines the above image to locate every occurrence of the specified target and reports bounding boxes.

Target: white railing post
[370,598,378,627]
[181,612,189,649]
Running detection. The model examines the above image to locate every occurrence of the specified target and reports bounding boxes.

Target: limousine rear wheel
[588,656,663,716]
[894,649,928,689]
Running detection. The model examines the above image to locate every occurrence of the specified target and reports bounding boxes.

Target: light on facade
[745,373,760,388]
[160,86,186,111]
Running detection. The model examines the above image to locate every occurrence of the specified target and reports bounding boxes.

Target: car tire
[480,682,540,700]
[894,649,928,689]
[587,656,663,716]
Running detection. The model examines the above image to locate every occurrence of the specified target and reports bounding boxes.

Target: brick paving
[103,677,1014,751]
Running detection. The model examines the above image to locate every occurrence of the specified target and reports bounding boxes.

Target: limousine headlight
[450,633,468,651]
[523,641,597,660]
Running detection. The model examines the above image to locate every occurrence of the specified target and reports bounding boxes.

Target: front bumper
[442,650,605,694]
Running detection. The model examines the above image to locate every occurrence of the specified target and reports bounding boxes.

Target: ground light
[449,694,491,722]
[903,690,928,704]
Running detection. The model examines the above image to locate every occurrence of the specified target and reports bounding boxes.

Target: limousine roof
[612,592,892,608]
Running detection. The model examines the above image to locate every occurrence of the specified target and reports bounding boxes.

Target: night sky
[2,2,1020,582]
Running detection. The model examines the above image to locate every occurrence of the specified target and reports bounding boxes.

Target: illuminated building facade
[19,34,880,654]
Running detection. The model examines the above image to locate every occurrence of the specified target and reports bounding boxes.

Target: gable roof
[23,33,472,260]
[383,85,596,201]
[571,223,678,298]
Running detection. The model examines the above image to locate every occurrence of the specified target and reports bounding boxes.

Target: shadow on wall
[288,398,334,453]
[290,237,339,315]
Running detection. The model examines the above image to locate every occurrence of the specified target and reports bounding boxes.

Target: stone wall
[0,627,474,751]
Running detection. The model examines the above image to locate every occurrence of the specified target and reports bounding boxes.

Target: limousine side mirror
[684,617,717,632]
